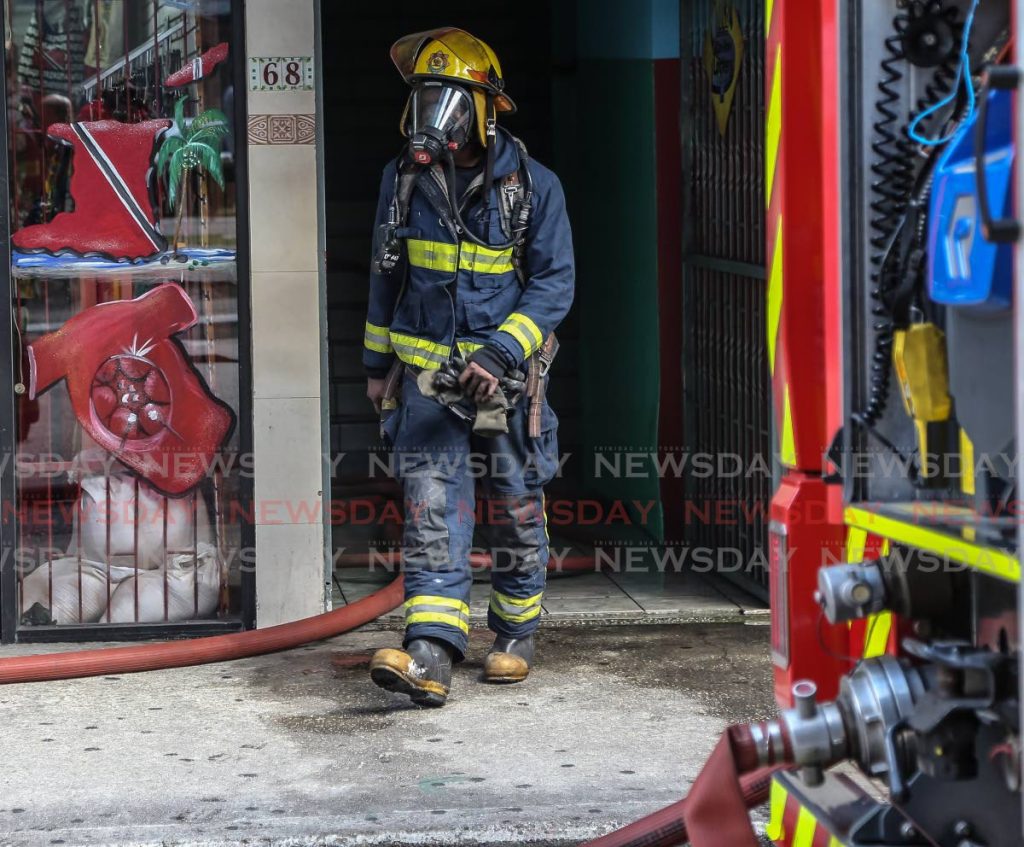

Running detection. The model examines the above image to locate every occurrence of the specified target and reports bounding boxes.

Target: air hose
[581,724,793,847]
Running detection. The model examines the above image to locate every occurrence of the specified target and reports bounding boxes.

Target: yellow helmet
[391,27,516,146]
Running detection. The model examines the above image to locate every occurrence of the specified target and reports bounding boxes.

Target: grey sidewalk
[0,623,776,847]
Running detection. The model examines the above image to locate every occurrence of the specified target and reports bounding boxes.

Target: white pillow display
[68,474,212,569]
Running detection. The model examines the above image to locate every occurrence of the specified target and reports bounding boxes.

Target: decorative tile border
[247,114,316,145]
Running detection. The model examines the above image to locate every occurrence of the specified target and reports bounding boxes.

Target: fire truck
[765,0,1024,843]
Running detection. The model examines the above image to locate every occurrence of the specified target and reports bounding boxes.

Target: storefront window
[4,0,248,633]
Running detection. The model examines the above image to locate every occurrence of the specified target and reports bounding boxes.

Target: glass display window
[1,0,252,639]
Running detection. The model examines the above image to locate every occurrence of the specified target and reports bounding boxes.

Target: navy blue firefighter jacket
[362,128,575,378]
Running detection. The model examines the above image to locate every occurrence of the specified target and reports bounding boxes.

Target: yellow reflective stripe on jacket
[498,312,544,357]
[457,340,485,357]
[364,320,392,354]
[406,238,515,275]
[389,331,451,369]
[407,239,459,272]
[489,589,543,624]
[461,243,515,274]
[405,595,471,634]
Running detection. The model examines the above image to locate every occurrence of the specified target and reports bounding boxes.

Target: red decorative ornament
[13,119,171,261]
[90,353,172,441]
[28,284,234,495]
[165,42,229,87]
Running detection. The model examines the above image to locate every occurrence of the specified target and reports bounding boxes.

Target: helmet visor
[410,82,473,146]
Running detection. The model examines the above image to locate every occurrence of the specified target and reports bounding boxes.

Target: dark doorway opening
[317,1,768,624]
[319,2,584,591]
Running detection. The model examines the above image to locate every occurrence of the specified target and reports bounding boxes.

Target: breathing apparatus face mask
[407,82,474,165]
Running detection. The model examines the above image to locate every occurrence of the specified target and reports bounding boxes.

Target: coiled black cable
[856,13,915,428]
[854,5,963,429]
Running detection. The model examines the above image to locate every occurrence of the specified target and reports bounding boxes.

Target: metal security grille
[681,0,771,599]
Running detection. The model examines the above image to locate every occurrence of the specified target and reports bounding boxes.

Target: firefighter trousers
[383,369,560,660]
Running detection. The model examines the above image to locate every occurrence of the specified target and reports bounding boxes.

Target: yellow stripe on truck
[766,43,783,205]
[767,217,784,373]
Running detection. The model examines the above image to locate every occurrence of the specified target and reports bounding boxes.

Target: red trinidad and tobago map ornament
[13,119,171,262]
[27,284,234,495]
[165,41,229,87]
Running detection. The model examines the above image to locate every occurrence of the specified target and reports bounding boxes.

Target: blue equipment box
[928,88,1014,310]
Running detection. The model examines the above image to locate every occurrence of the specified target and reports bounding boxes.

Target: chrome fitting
[816,561,888,624]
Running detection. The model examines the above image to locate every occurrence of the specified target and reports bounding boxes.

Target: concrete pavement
[0,622,777,846]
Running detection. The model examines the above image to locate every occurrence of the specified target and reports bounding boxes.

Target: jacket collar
[490,127,521,179]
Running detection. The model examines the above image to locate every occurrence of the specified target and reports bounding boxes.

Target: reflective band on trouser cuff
[498,312,544,358]
[389,332,451,369]
[489,590,543,624]
[407,239,459,272]
[364,321,392,354]
[461,243,514,274]
[404,595,470,634]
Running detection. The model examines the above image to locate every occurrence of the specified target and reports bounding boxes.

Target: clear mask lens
[410,83,473,146]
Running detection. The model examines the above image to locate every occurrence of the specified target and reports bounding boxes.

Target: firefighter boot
[483,634,534,683]
[369,637,454,707]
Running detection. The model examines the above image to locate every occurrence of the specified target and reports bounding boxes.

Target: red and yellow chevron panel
[843,526,895,659]
[765,0,836,472]
[768,779,846,847]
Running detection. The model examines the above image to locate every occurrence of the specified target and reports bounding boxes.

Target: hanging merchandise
[26,284,234,495]
[159,0,231,16]
[12,118,172,260]
[17,1,88,95]
[164,41,229,87]
[702,1,745,137]
[82,0,119,74]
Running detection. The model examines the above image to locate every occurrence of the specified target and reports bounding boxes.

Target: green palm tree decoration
[157,96,230,253]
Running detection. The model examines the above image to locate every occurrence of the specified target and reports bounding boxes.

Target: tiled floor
[333,549,768,628]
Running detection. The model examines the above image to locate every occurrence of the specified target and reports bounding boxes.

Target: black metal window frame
[0,0,256,643]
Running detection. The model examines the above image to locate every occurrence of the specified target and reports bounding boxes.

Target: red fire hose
[0,577,406,685]
[0,554,600,685]
[581,725,792,847]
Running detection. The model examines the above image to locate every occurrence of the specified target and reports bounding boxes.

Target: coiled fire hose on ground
[0,555,598,685]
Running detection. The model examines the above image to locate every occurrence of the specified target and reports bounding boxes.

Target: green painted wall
[553,0,667,541]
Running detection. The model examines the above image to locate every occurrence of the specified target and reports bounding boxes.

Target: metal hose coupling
[749,657,930,787]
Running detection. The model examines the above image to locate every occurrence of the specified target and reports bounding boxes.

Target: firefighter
[363,28,575,707]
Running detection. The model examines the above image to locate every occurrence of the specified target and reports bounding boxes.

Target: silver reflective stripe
[391,338,450,365]
[406,603,470,622]
[405,598,471,633]
[489,591,543,623]
[505,315,541,343]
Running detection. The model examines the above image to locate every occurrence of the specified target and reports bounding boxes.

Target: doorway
[318,0,768,625]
